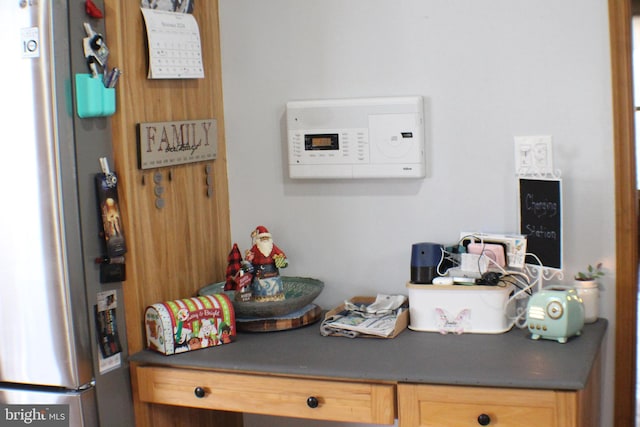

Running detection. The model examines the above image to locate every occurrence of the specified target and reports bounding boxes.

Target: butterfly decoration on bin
[435,308,471,335]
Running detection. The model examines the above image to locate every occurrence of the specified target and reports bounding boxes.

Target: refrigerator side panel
[0,385,98,427]
[0,1,93,390]
[68,1,135,425]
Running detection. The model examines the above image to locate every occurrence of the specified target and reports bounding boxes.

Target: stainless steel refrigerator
[0,1,134,426]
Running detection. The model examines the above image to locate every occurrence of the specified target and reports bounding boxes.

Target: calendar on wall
[140,0,194,13]
[141,8,204,79]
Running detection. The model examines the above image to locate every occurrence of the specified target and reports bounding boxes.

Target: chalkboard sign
[519,178,562,269]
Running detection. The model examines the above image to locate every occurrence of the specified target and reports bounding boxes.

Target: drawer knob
[306,396,319,408]
[194,387,206,398]
[477,413,491,425]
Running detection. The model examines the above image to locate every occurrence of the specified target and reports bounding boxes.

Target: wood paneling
[608,1,639,426]
[104,2,237,426]
[104,0,230,356]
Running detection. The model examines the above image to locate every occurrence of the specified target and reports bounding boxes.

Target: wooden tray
[236,304,322,332]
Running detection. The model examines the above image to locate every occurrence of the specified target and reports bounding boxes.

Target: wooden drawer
[397,384,579,427]
[136,366,396,424]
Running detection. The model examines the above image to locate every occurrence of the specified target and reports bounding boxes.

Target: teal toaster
[526,288,585,343]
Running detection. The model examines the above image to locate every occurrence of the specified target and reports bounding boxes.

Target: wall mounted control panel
[286,96,425,179]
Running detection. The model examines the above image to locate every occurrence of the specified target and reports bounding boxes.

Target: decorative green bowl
[198,276,324,319]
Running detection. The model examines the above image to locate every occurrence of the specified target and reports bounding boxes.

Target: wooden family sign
[137,119,217,170]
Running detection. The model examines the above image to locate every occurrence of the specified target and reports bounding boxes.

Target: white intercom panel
[286,96,425,179]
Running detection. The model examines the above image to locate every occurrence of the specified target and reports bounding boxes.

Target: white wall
[219,1,616,426]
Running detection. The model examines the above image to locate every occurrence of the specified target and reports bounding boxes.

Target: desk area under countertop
[130,320,607,426]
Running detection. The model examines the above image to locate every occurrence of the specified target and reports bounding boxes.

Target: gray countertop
[130,319,607,391]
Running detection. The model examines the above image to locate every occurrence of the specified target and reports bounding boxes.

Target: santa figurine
[245,225,288,301]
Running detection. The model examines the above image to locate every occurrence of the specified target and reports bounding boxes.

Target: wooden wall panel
[104,0,230,353]
[104,2,238,426]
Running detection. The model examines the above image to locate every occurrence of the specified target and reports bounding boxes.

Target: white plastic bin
[406,282,515,334]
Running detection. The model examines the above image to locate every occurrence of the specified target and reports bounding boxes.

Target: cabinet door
[137,366,396,424]
[397,384,579,427]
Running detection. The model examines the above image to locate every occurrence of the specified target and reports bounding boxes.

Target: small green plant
[575,262,604,281]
